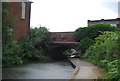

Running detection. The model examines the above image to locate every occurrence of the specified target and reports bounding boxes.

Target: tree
[74,24,118,42]
[77,38,94,53]
[19,27,51,62]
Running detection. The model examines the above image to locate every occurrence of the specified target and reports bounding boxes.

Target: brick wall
[50,32,75,42]
[8,2,31,41]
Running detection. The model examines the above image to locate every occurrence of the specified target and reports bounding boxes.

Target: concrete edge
[69,66,80,80]
[68,59,80,80]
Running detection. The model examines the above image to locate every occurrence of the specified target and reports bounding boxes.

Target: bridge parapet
[50,32,75,42]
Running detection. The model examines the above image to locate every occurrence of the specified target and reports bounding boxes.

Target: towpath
[69,58,105,79]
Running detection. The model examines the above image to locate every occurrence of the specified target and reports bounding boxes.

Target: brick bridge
[48,32,79,59]
[49,32,79,47]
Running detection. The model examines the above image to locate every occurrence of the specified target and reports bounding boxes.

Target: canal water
[2,61,74,79]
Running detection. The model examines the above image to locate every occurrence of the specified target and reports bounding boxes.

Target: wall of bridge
[50,32,76,42]
[49,32,78,59]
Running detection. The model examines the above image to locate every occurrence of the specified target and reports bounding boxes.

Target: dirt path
[69,58,105,79]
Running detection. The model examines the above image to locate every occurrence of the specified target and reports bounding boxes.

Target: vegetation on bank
[82,31,119,80]
[74,24,118,53]
[2,3,52,67]
[3,27,52,67]
[74,24,119,80]
[74,24,118,41]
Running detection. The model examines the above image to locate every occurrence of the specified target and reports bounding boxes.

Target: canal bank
[69,58,106,79]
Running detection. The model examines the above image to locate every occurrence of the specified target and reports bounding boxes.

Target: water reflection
[2,61,73,79]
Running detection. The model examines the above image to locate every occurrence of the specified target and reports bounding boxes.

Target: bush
[3,27,52,67]
[74,27,87,42]
[74,24,118,42]
[77,38,94,53]
[19,27,52,62]
[82,31,120,80]
[63,49,72,55]
[2,41,23,66]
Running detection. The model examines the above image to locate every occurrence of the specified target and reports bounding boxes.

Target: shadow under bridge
[48,42,79,59]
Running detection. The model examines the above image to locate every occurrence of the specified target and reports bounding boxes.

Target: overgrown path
[69,58,106,79]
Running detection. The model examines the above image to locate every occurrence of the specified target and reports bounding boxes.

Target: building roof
[88,18,120,22]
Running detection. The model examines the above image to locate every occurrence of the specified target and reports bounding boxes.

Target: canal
[2,61,74,79]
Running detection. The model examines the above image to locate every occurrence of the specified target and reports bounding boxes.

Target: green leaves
[77,38,94,53]
[107,60,119,79]
[74,24,118,42]
[63,49,72,55]
[2,41,23,66]
[3,27,52,67]
[30,27,50,45]
[74,24,118,55]
[19,27,51,62]
[82,31,120,79]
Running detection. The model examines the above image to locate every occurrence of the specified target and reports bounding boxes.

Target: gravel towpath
[69,58,105,79]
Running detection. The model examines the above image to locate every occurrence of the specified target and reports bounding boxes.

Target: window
[110,24,116,27]
[21,2,26,19]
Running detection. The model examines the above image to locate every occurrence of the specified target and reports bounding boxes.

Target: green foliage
[2,41,23,66]
[30,27,50,44]
[19,27,51,62]
[77,38,94,53]
[107,60,119,79]
[74,27,87,42]
[74,24,118,42]
[82,31,120,80]
[3,27,52,67]
[2,3,22,66]
[63,49,72,55]
[74,24,118,54]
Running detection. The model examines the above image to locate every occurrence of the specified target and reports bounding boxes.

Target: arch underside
[49,42,79,59]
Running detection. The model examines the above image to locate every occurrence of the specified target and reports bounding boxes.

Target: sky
[30,0,119,32]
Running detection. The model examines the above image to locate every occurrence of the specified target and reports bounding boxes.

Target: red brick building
[50,32,75,42]
[8,1,32,41]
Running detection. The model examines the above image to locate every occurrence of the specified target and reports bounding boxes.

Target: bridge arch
[47,32,79,59]
[48,42,79,59]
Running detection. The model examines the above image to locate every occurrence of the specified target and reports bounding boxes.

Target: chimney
[118,1,120,18]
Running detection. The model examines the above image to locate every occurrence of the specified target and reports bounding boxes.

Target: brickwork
[50,32,75,42]
[8,2,32,41]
